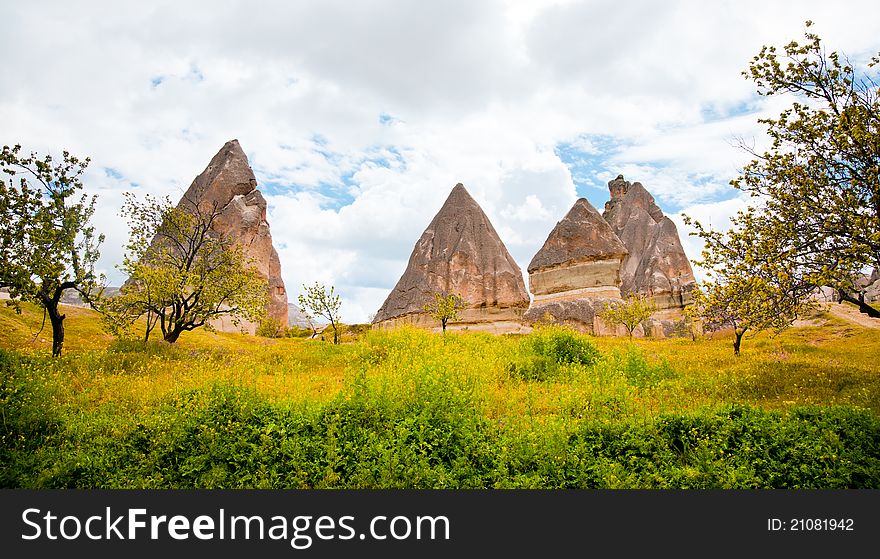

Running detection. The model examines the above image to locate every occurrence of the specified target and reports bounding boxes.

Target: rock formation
[523,176,697,337]
[289,303,319,330]
[868,268,880,303]
[177,139,288,332]
[523,198,628,333]
[856,267,880,303]
[372,183,530,332]
[602,175,696,310]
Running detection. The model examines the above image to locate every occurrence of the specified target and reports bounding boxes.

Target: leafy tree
[691,278,800,356]
[674,306,701,341]
[298,282,342,344]
[0,145,104,356]
[423,291,467,334]
[719,22,880,317]
[685,208,815,354]
[101,193,268,343]
[598,294,658,338]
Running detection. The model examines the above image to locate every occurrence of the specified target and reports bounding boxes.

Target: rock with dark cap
[527,197,628,300]
[524,198,627,333]
[372,183,530,331]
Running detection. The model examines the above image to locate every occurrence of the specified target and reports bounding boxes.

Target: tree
[673,307,700,342]
[691,279,800,356]
[684,209,814,354]
[598,294,658,338]
[723,22,880,317]
[101,193,268,343]
[423,291,466,334]
[298,282,342,344]
[0,145,104,356]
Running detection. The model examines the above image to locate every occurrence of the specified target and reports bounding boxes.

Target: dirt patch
[824,303,880,329]
[792,316,828,328]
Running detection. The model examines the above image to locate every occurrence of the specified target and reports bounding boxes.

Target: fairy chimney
[372,183,530,332]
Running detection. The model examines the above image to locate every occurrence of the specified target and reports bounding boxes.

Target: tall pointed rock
[602,175,696,310]
[177,139,288,331]
[372,183,529,331]
[523,198,627,333]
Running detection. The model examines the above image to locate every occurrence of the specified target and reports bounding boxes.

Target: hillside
[2,301,879,488]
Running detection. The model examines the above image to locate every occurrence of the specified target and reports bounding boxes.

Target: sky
[2,0,879,323]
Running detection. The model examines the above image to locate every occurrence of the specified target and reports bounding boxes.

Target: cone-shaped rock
[288,303,319,330]
[523,198,627,333]
[177,139,288,332]
[372,183,529,331]
[527,198,627,298]
[602,175,696,310]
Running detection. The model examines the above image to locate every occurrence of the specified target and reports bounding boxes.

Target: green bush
[256,318,286,338]
[286,326,315,338]
[653,405,880,488]
[508,326,600,381]
[4,371,879,488]
[0,350,62,487]
[531,325,600,365]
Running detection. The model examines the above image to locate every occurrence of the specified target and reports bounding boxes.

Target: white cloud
[2,0,877,322]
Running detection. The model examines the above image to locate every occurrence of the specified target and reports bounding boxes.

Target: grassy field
[2,301,879,488]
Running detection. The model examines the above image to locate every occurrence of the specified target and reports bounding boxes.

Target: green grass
[1,302,879,488]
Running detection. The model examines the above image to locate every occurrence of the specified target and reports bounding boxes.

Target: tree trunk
[441,318,447,334]
[164,327,183,343]
[144,310,156,342]
[837,290,880,318]
[46,302,66,357]
[733,328,745,355]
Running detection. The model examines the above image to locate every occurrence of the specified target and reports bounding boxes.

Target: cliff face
[373,183,529,331]
[602,175,696,310]
[176,139,288,331]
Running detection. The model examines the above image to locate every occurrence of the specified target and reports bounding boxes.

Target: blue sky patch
[555,135,629,209]
[700,99,759,122]
[378,112,399,126]
[257,142,409,211]
[104,167,124,180]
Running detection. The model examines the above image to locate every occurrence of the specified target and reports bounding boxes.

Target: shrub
[531,325,600,365]
[654,405,880,488]
[508,326,600,381]
[0,349,62,487]
[286,326,315,338]
[256,318,286,338]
